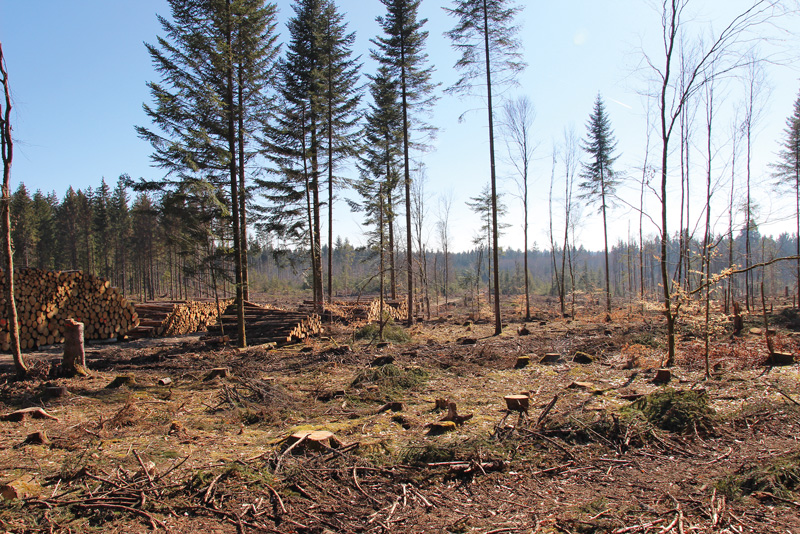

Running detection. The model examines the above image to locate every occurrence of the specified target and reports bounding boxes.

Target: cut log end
[504,394,530,413]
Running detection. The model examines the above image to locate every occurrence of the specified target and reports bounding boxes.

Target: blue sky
[1,0,799,254]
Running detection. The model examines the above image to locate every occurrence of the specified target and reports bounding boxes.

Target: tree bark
[0,42,26,378]
[62,319,88,377]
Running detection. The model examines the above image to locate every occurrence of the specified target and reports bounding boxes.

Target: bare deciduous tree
[502,96,536,320]
[0,42,27,378]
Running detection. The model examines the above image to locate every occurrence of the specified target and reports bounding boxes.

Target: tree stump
[572,351,594,364]
[504,394,530,413]
[540,353,561,364]
[653,368,672,384]
[426,420,457,435]
[105,375,136,389]
[22,431,49,446]
[732,302,744,335]
[286,430,341,452]
[2,407,59,422]
[769,352,795,366]
[514,355,530,369]
[204,367,230,380]
[440,401,472,425]
[61,319,89,377]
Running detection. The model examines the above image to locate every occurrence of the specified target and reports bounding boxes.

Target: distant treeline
[10,177,798,310]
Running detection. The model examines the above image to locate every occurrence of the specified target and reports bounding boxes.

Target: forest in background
[9,175,800,315]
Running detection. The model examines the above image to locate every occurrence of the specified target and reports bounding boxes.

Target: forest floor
[1,296,800,533]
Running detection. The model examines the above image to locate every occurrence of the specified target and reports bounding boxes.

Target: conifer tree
[773,89,800,306]
[10,184,36,268]
[138,0,279,346]
[32,190,56,270]
[445,0,525,335]
[373,0,437,325]
[579,93,619,318]
[319,1,362,302]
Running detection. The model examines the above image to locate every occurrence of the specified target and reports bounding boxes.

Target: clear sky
[1,0,799,254]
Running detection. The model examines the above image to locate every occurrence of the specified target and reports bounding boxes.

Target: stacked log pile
[366,299,407,322]
[207,301,321,345]
[0,269,138,351]
[305,299,407,324]
[128,300,231,339]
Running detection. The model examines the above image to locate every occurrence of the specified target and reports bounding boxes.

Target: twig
[352,466,380,505]
[203,472,224,504]
[265,483,287,514]
[133,450,154,485]
[611,518,665,533]
[74,503,166,531]
[703,447,732,465]
[535,394,559,429]
[274,435,307,474]
[527,431,575,460]
[775,388,800,406]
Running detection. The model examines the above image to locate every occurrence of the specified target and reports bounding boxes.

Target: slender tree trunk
[401,41,413,326]
[0,44,25,377]
[225,0,245,347]
[237,65,249,302]
[388,192,396,300]
[601,181,611,317]
[482,0,502,336]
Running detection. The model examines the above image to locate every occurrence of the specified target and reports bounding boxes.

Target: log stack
[304,298,408,324]
[128,300,231,339]
[366,299,407,323]
[0,269,138,351]
[207,301,322,345]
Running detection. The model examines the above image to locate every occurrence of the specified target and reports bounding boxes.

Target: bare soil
[1,297,799,533]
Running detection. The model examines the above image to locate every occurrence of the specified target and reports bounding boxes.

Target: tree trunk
[482,0,502,336]
[62,319,88,377]
[0,43,26,378]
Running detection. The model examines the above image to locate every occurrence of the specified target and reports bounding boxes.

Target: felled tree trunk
[62,319,88,377]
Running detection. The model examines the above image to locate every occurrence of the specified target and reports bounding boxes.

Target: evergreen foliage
[579,93,620,315]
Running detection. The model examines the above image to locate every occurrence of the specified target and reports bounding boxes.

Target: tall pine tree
[773,89,800,306]
[445,0,525,335]
[373,0,437,325]
[579,93,619,318]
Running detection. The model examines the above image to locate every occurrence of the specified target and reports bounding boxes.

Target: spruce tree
[445,0,525,335]
[319,1,362,303]
[579,93,619,318]
[773,89,800,306]
[138,0,280,346]
[373,0,437,326]
[32,190,56,270]
[10,184,36,268]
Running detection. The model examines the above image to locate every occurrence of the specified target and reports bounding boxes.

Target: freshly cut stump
[2,407,59,422]
[504,395,530,413]
[287,430,342,453]
[514,355,530,369]
[769,352,795,366]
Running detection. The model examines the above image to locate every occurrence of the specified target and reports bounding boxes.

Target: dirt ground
[1,297,799,533]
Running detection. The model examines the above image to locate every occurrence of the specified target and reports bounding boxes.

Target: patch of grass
[717,450,800,500]
[626,388,714,434]
[355,321,411,343]
[350,364,428,394]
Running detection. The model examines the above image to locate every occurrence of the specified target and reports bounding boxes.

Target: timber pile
[207,301,322,345]
[128,300,231,339]
[0,269,138,351]
[304,299,407,324]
